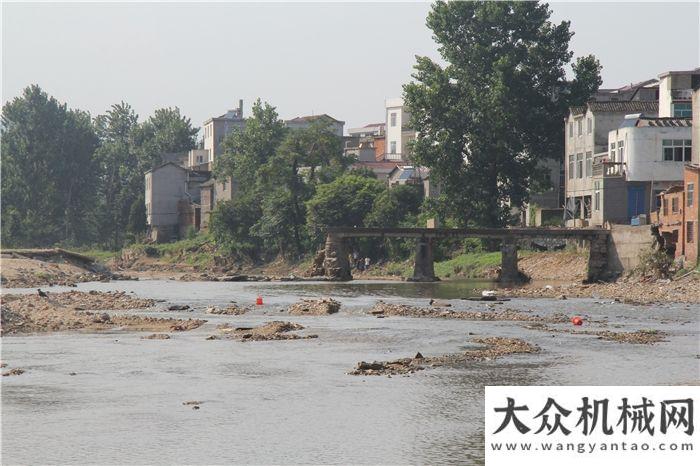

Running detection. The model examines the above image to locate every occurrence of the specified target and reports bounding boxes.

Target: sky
[2,1,699,134]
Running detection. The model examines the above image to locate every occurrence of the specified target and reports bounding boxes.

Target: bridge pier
[499,239,523,283]
[323,234,352,281]
[586,235,609,282]
[411,237,437,282]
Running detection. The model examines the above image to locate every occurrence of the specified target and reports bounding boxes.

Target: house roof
[635,117,692,128]
[587,101,659,113]
[661,185,685,195]
[145,161,186,175]
[287,114,344,124]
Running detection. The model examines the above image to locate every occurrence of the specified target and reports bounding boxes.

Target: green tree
[93,102,141,249]
[136,107,199,170]
[306,174,385,241]
[404,1,602,227]
[1,85,99,246]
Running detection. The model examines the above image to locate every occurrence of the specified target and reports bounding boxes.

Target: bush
[635,248,674,278]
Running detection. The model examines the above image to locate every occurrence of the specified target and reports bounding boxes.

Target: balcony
[592,161,625,178]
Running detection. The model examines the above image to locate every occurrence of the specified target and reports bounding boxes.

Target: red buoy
[256,296,263,306]
[571,316,583,326]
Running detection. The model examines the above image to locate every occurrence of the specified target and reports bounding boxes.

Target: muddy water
[2,280,699,465]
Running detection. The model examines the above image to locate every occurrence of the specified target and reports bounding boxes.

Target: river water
[2,279,699,465]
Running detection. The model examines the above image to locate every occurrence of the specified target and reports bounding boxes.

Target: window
[577,119,582,136]
[610,142,616,162]
[390,141,397,154]
[594,181,600,211]
[688,221,695,243]
[587,118,592,134]
[390,113,397,127]
[617,141,624,163]
[654,189,664,209]
[576,153,583,179]
[196,155,203,164]
[222,180,227,191]
[662,139,692,162]
[688,183,695,207]
[585,152,592,177]
[568,121,573,138]
[673,102,692,118]
[672,197,679,214]
[568,155,574,180]
[662,198,668,216]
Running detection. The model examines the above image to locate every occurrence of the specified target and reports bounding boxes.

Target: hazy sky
[3,1,699,133]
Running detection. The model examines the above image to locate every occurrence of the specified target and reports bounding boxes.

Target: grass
[372,250,527,280]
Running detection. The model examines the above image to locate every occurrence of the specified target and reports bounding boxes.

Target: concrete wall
[146,164,187,228]
[609,125,691,182]
[606,225,655,274]
[693,87,700,164]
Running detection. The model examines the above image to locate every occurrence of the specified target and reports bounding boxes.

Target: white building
[658,68,698,118]
[385,98,415,161]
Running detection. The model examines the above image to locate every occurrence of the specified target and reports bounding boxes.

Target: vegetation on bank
[3,2,602,265]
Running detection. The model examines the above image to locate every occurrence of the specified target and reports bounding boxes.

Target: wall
[606,225,655,274]
[610,125,691,182]
[684,166,699,265]
[385,98,411,161]
[146,164,186,228]
[693,87,700,164]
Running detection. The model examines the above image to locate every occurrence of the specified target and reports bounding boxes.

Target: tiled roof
[287,114,344,124]
[637,117,692,128]
[587,101,659,113]
[570,106,586,116]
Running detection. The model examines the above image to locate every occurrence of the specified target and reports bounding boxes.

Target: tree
[93,102,141,249]
[1,85,99,246]
[214,99,287,189]
[306,174,385,241]
[404,1,602,227]
[136,107,199,171]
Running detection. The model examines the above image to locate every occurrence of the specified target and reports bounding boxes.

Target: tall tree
[136,107,199,171]
[404,1,602,227]
[1,85,99,246]
[93,102,140,249]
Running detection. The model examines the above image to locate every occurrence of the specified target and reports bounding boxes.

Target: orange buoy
[571,316,583,326]
[256,296,264,305]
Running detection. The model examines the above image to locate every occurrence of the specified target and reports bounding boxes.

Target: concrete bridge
[322,227,610,283]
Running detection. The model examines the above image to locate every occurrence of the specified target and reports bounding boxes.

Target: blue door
[627,186,646,219]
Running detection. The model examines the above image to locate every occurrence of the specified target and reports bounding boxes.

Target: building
[144,162,210,242]
[657,68,698,118]
[385,98,415,162]
[347,122,385,138]
[344,123,386,162]
[523,158,565,226]
[285,114,344,136]
[387,165,439,199]
[564,100,659,226]
[655,74,700,266]
[200,100,246,164]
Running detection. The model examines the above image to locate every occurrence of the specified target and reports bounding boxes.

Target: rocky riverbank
[0,291,205,335]
[506,272,700,304]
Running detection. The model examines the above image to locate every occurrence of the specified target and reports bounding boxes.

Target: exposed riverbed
[2,279,699,464]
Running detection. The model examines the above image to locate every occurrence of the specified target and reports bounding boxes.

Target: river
[2,279,699,464]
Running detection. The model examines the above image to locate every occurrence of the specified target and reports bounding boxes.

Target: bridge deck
[326,227,608,239]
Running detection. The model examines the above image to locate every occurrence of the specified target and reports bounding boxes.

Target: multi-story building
[564,100,659,226]
[201,100,246,164]
[144,162,210,242]
[654,74,700,266]
[385,98,415,162]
